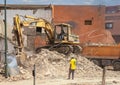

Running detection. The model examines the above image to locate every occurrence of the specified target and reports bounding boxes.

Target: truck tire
[113,61,120,71]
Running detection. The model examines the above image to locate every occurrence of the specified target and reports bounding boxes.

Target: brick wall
[105,5,120,43]
[53,5,115,44]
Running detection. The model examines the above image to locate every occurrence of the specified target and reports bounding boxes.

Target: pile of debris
[0,49,103,81]
[19,49,102,79]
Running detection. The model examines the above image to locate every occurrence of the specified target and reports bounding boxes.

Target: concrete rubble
[0,49,102,81]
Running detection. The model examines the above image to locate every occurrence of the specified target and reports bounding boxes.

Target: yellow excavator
[12,14,81,55]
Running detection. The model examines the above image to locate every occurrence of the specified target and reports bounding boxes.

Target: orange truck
[81,43,120,70]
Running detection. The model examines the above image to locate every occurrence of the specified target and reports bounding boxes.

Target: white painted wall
[0,38,14,55]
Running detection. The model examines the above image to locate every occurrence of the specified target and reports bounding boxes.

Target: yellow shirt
[70,58,76,70]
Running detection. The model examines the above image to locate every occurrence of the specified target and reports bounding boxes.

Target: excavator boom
[13,15,24,52]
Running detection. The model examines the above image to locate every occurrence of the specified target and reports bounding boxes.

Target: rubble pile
[20,49,102,79]
[76,55,102,77]
[0,49,103,81]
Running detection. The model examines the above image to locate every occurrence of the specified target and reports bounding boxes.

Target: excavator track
[49,45,73,55]
[36,44,82,55]
[50,44,82,55]
[73,45,82,54]
[113,61,120,71]
[57,45,73,55]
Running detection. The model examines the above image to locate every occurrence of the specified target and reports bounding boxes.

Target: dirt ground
[0,75,120,85]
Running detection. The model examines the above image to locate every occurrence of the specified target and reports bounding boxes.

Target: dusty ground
[0,49,120,85]
[0,75,120,85]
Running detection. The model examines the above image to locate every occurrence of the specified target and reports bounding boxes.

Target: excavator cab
[54,23,79,44]
[54,23,68,41]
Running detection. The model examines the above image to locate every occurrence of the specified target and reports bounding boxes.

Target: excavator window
[55,24,68,40]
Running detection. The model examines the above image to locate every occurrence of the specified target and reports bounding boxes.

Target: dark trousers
[68,69,75,79]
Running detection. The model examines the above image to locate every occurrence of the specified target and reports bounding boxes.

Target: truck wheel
[113,62,120,71]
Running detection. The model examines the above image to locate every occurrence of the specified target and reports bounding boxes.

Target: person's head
[71,57,74,59]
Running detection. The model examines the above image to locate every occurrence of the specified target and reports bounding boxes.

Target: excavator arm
[13,14,55,52]
[13,15,24,52]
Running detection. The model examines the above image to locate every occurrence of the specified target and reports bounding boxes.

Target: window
[36,27,42,34]
[105,22,113,29]
[106,10,116,14]
[105,16,120,20]
[85,20,92,25]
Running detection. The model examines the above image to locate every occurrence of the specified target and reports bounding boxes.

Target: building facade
[105,5,120,43]
[0,4,117,52]
[53,5,115,44]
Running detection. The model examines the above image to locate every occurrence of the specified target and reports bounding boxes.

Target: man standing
[68,57,77,80]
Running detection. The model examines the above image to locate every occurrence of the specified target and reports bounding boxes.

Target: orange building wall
[53,5,115,44]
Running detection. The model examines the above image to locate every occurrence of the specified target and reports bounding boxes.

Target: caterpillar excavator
[12,14,81,55]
